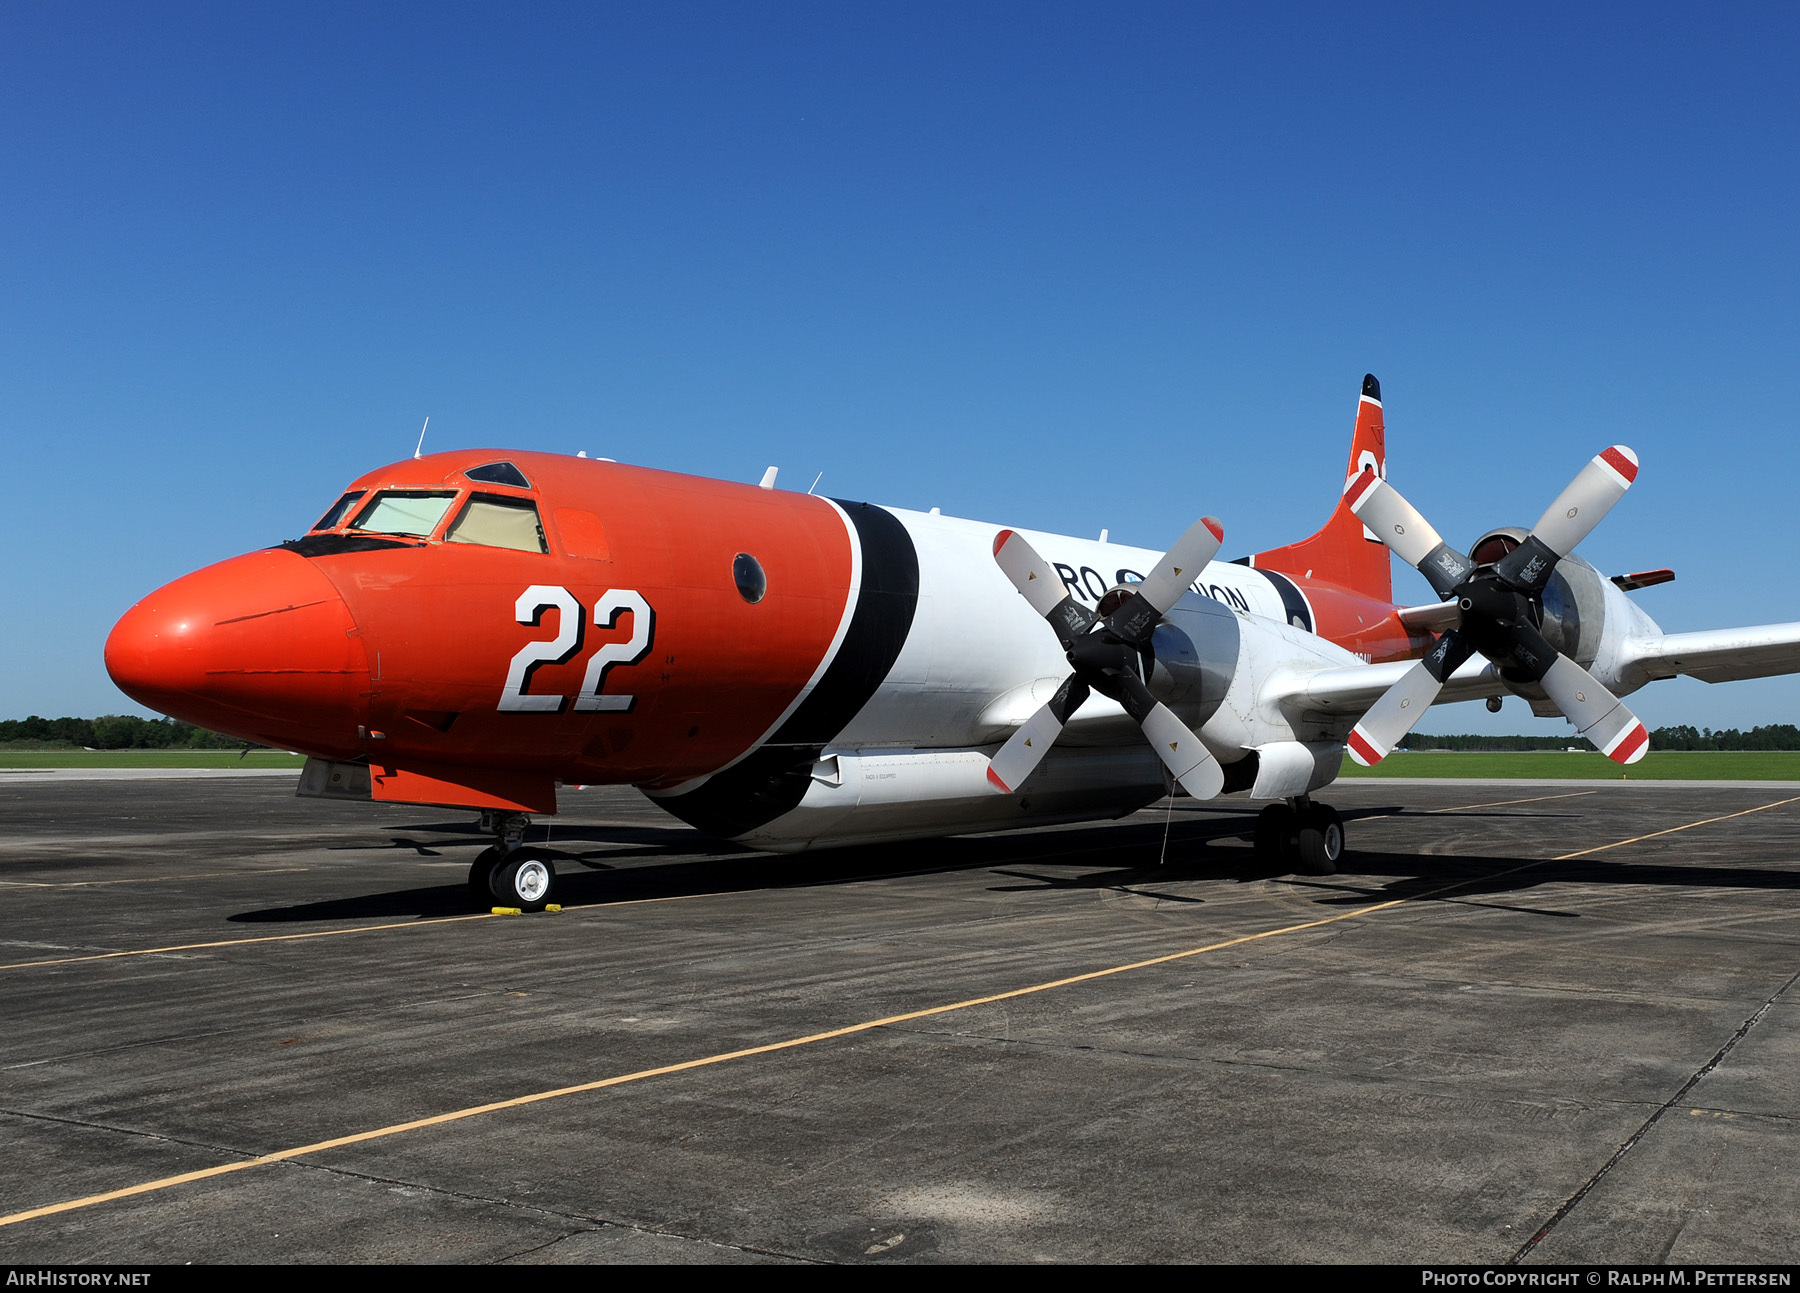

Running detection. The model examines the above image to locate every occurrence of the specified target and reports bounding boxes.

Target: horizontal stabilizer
[1611,569,1675,592]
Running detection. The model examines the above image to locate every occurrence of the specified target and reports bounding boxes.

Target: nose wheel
[1254,799,1343,876]
[467,811,560,912]
[491,847,558,911]
[467,846,506,908]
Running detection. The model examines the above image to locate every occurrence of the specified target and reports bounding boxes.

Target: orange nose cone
[106,548,370,753]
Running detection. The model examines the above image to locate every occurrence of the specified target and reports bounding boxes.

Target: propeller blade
[1495,619,1647,764]
[993,529,1095,650]
[1537,654,1649,765]
[1139,703,1226,799]
[1344,470,1472,599]
[1105,515,1225,645]
[1116,671,1224,799]
[1345,630,1478,766]
[1494,446,1639,594]
[1525,445,1639,558]
[986,675,1090,793]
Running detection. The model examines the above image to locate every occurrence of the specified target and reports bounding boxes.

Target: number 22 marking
[498,585,655,714]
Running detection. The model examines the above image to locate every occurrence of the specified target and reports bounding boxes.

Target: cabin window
[311,491,366,531]
[465,461,532,489]
[734,553,767,603]
[351,491,458,537]
[445,494,549,553]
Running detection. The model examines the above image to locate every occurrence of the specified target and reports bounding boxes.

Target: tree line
[8,713,1798,753]
[1398,725,1800,752]
[0,715,259,750]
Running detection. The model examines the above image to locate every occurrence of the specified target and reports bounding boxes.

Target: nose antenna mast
[413,417,430,460]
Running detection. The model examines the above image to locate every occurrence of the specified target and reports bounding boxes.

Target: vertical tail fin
[1243,373,1392,603]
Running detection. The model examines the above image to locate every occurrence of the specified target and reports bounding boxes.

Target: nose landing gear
[1253,796,1344,876]
[467,810,560,912]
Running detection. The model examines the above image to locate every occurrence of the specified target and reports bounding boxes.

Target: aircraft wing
[1268,656,1504,717]
[1618,623,1800,686]
[1274,621,1800,722]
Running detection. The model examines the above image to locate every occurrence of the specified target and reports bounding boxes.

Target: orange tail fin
[1243,374,1392,603]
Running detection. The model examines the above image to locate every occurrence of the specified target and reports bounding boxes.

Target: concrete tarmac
[0,776,1796,1264]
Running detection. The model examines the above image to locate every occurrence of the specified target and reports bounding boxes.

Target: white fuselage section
[726,507,1367,851]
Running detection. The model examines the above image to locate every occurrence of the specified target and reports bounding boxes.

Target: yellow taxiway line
[0,888,774,972]
[0,913,500,972]
[0,867,311,890]
[1429,790,1598,813]
[4,794,1794,1230]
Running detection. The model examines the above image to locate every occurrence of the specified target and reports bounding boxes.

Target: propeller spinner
[988,518,1227,799]
[1344,447,1648,767]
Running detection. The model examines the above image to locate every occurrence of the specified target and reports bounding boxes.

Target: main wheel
[467,846,505,910]
[1254,804,1296,865]
[1295,803,1344,876]
[492,846,558,912]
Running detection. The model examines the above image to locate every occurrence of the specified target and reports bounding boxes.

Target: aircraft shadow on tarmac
[230,814,1264,923]
[227,805,1800,926]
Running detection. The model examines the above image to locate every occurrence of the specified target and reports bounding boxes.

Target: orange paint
[109,452,855,799]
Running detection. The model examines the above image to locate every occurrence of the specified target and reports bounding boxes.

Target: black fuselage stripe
[653,501,920,839]
[768,501,920,745]
[1257,568,1314,633]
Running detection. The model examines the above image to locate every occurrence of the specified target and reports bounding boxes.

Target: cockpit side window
[312,491,366,532]
[351,491,459,537]
[444,493,548,553]
[465,461,532,489]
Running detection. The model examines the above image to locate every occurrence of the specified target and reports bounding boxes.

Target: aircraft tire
[492,846,558,913]
[467,846,505,910]
[1254,804,1296,866]
[1295,804,1343,876]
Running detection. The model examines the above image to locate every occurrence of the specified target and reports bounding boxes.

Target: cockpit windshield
[350,491,458,537]
[311,491,366,532]
[445,494,549,553]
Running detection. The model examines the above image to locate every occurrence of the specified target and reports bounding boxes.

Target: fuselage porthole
[734,553,767,604]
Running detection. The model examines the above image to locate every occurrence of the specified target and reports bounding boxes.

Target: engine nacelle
[1148,594,1241,726]
[1468,526,1609,667]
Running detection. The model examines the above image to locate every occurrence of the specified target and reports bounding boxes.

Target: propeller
[988,518,1227,799]
[1344,446,1648,767]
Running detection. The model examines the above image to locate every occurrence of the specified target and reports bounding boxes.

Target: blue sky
[3,2,1797,733]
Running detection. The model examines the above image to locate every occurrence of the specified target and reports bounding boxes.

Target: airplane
[103,375,1800,912]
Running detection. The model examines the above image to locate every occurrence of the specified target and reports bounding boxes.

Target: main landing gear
[467,810,560,912]
[1253,796,1344,876]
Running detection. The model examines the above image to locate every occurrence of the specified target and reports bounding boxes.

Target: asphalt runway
[1,774,1797,1264]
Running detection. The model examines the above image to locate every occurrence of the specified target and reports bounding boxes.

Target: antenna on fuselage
[808,471,823,495]
[413,417,430,460]
[759,466,779,489]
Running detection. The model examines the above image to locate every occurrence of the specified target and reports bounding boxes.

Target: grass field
[0,750,308,770]
[3,748,1800,780]
[1339,750,1800,780]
